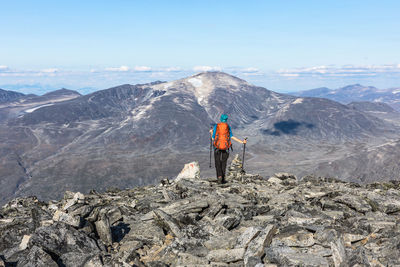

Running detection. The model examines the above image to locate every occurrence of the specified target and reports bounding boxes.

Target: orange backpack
[214,122,232,150]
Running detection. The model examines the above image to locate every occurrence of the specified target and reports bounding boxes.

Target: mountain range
[290,84,400,111]
[1,72,399,205]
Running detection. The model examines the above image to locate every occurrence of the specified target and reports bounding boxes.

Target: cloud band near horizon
[1,64,400,94]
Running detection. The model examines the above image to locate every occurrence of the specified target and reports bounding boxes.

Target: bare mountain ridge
[0,72,399,204]
[0,88,26,104]
[9,72,395,139]
[348,101,397,113]
[290,84,400,111]
[0,88,81,123]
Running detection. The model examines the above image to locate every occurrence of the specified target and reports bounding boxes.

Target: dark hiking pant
[214,149,229,180]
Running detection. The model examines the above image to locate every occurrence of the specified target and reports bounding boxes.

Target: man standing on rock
[209,114,247,184]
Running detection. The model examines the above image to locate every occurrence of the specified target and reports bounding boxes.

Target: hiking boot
[217,176,223,184]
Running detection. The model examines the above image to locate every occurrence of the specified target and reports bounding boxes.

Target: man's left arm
[232,136,247,144]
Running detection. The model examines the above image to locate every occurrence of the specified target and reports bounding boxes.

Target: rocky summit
[1,156,400,266]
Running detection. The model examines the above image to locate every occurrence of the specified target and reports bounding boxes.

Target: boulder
[29,222,100,256]
[17,245,58,266]
[207,248,245,263]
[95,214,113,245]
[175,162,200,181]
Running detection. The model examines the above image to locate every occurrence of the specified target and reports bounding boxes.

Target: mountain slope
[0,88,81,123]
[259,97,392,139]
[0,72,399,204]
[314,138,400,183]
[0,88,25,103]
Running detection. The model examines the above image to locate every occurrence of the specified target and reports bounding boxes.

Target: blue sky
[1,0,400,94]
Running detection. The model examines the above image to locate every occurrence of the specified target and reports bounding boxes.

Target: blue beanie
[220,114,228,122]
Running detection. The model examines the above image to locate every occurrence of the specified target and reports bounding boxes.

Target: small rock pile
[1,157,400,266]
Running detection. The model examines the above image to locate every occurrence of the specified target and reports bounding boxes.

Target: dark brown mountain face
[0,72,399,204]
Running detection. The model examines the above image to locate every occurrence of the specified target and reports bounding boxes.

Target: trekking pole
[241,138,248,173]
[209,126,213,168]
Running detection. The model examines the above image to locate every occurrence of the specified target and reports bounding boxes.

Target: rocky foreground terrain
[1,156,400,266]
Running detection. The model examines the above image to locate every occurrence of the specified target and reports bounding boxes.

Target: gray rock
[273,172,297,180]
[175,162,200,181]
[200,216,230,236]
[235,227,261,249]
[19,234,31,251]
[207,248,245,263]
[176,252,208,265]
[95,214,113,245]
[29,222,100,256]
[17,245,58,267]
[334,194,372,213]
[347,247,371,267]
[59,252,105,267]
[265,246,329,266]
[84,254,105,267]
[204,232,239,250]
[106,207,123,225]
[274,231,315,247]
[52,210,82,227]
[330,237,347,267]
[153,209,184,239]
[214,214,241,230]
[122,221,164,245]
[244,224,276,267]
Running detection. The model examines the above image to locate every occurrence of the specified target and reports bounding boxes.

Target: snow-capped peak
[182,72,249,106]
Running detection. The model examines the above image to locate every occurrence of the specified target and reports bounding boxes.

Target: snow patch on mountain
[292,98,304,104]
[187,77,213,106]
[270,92,287,104]
[131,98,160,121]
[24,104,54,113]
[173,97,193,110]
[188,78,203,88]
[163,82,174,90]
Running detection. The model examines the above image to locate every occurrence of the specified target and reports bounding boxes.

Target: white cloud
[134,66,151,72]
[241,67,259,73]
[277,64,400,78]
[280,73,300,77]
[193,65,222,72]
[163,66,182,72]
[0,65,9,72]
[105,66,130,72]
[41,68,58,73]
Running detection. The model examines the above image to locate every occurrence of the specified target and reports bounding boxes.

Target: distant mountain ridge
[0,88,81,123]
[0,88,26,103]
[290,84,400,111]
